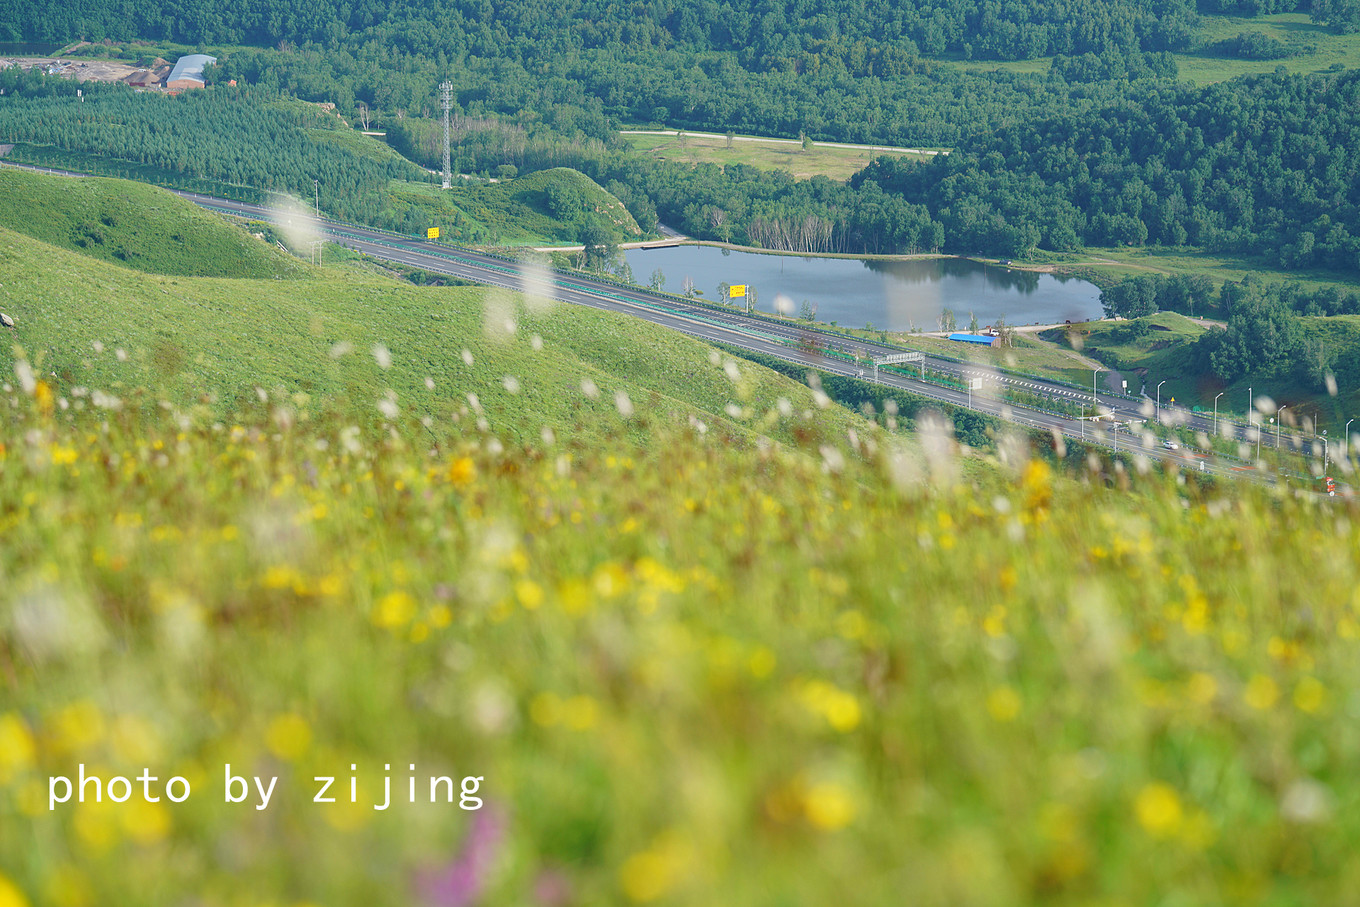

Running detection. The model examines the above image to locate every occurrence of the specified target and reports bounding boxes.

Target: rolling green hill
[388,167,644,247]
[0,167,309,279]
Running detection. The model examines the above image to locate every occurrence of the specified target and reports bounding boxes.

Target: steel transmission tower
[439,80,453,190]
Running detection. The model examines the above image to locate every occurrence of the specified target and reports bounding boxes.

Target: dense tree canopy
[2,0,1203,63]
[0,70,426,224]
[854,71,1360,270]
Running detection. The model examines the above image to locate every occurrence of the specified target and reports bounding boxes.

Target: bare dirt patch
[1,57,142,83]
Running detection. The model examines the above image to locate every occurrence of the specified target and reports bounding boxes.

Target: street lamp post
[1347,418,1356,462]
[1092,367,1102,425]
[1322,431,1328,473]
[1214,392,1224,438]
[313,179,320,218]
[1157,380,1167,425]
[1277,404,1288,451]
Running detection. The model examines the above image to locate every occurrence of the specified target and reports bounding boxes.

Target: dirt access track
[1,56,142,84]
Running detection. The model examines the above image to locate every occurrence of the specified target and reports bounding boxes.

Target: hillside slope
[0,167,309,278]
[0,220,872,451]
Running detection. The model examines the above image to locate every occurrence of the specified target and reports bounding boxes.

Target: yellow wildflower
[1135,783,1183,838]
[1293,676,1327,714]
[266,713,313,762]
[372,590,416,628]
[804,782,856,830]
[0,874,31,907]
[1244,674,1280,711]
[986,686,1022,722]
[0,714,36,784]
[447,457,476,486]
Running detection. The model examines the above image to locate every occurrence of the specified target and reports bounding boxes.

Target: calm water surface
[622,245,1103,331]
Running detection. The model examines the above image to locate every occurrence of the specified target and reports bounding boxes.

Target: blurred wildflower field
[4,172,1360,906]
[4,356,1360,907]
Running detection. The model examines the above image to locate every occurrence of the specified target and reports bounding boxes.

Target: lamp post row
[1176,383,1355,469]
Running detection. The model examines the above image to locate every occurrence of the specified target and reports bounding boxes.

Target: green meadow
[620,131,938,182]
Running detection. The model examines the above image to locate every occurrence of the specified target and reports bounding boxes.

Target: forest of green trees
[851,70,1360,270]
[0,67,428,226]
[1191,275,1360,389]
[1,0,1358,271]
[6,0,1359,65]
[1093,272,1360,395]
[4,63,1358,271]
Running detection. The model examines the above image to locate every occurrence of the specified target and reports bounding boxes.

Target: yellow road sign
[730,284,746,298]
[426,227,440,239]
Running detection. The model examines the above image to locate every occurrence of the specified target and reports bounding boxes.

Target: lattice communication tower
[440,80,453,190]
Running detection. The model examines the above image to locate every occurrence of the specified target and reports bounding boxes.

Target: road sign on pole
[871,351,923,387]
[874,351,923,366]
[730,284,746,298]
[426,227,440,239]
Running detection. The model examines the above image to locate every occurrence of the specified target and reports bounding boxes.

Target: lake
[621,244,1104,331]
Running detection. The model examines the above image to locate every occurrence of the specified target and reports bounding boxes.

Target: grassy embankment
[620,131,938,181]
[877,331,1099,390]
[1046,313,1210,405]
[6,174,1360,907]
[0,231,861,450]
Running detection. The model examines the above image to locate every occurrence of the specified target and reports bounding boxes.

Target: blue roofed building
[947,333,998,346]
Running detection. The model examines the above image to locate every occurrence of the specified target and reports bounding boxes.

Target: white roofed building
[165,54,216,90]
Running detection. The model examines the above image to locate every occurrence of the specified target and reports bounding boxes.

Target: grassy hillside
[0,219,878,453]
[0,167,307,279]
[387,168,643,248]
[1047,312,1209,401]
